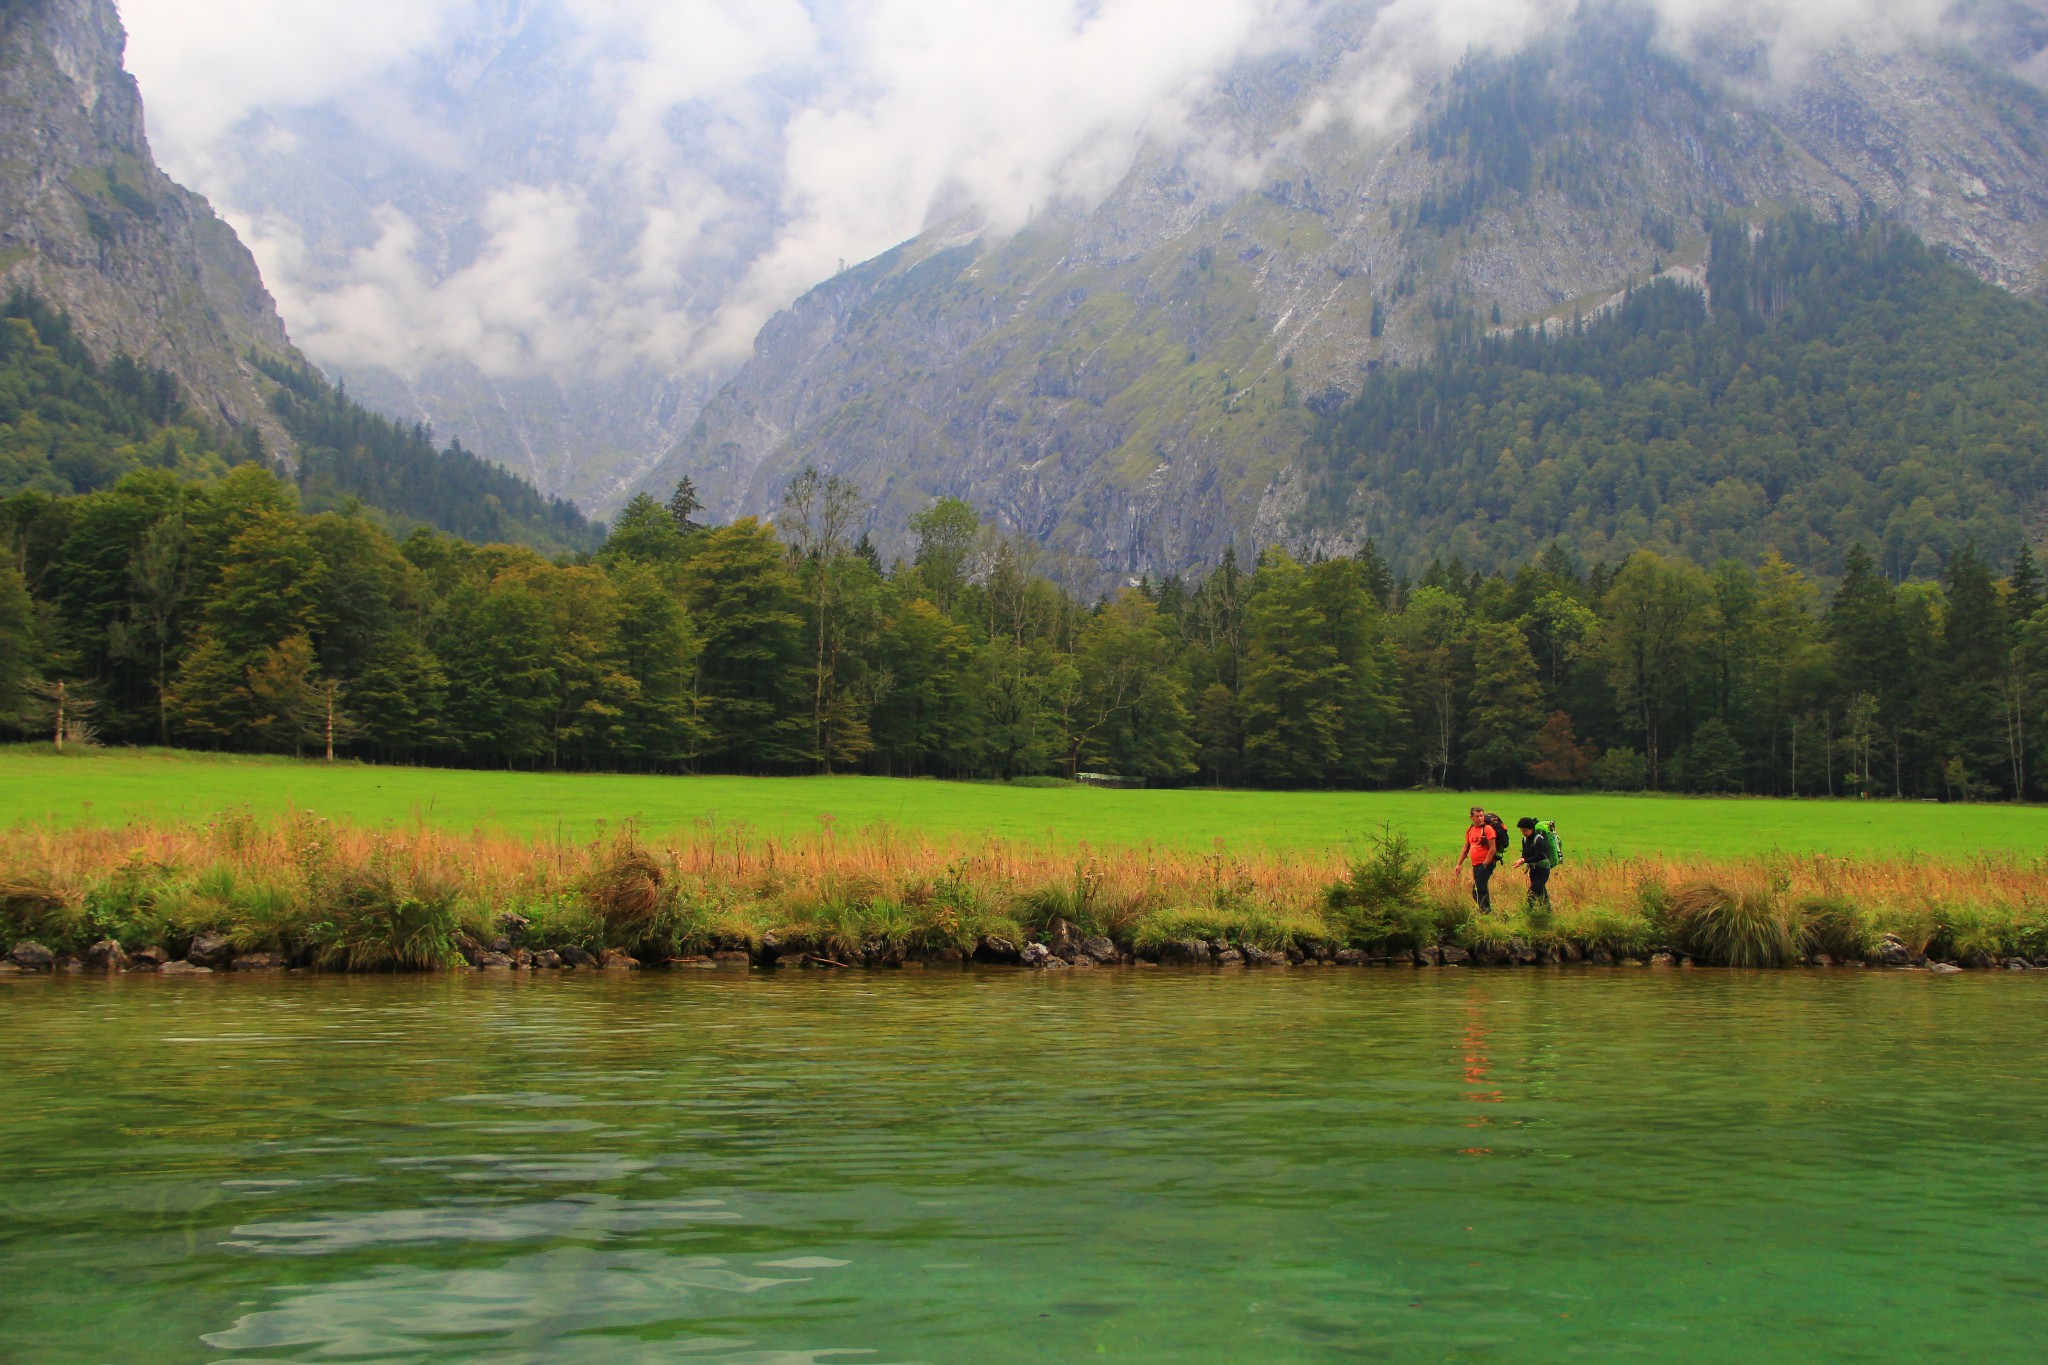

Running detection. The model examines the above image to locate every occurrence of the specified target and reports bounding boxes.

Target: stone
[1079,936,1119,965]
[1810,953,1835,967]
[1332,948,1368,966]
[1559,942,1584,963]
[231,952,285,971]
[530,949,566,970]
[8,941,55,971]
[1510,940,1539,966]
[1963,951,1998,971]
[1241,945,1285,966]
[1929,962,1965,975]
[1047,918,1083,961]
[1537,944,1562,966]
[1213,947,1245,966]
[158,960,213,975]
[488,936,514,954]
[974,935,1022,964]
[711,951,752,969]
[1020,942,1054,968]
[474,950,516,969]
[1160,939,1212,966]
[1589,948,1615,965]
[130,945,167,968]
[56,955,86,973]
[922,946,965,966]
[557,945,596,967]
[454,933,486,962]
[1416,945,1444,967]
[1439,944,1471,966]
[1875,934,1913,967]
[1649,952,1676,966]
[83,938,129,972]
[185,932,234,968]
[2007,959,2033,971]
[1067,954,1098,969]
[599,949,640,970]
[863,940,907,969]
[496,912,531,940]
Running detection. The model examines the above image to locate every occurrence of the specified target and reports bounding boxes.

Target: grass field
[6,745,2047,861]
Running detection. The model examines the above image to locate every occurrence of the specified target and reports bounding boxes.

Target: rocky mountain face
[642,3,2048,579]
[0,0,293,449]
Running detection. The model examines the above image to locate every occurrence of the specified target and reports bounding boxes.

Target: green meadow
[6,746,2046,861]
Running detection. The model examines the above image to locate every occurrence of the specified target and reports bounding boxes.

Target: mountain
[0,0,595,551]
[643,4,2048,579]
[0,0,292,446]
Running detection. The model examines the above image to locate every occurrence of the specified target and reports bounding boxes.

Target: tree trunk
[53,679,64,751]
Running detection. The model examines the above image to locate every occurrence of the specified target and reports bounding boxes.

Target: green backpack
[1539,820,1564,869]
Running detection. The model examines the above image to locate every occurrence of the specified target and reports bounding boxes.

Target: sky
[116,0,1957,388]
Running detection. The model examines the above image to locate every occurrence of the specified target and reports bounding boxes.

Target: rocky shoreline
[2,921,2024,978]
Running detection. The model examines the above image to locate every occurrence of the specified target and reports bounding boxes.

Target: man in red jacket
[1455,806,1501,913]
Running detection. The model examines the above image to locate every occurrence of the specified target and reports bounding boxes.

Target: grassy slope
[9,747,2047,861]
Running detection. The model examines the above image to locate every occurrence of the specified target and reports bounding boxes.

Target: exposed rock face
[0,0,295,446]
[643,9,2048,580]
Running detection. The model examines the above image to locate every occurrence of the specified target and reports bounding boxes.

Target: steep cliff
[641,6,2048,578]
[0,0,293,448]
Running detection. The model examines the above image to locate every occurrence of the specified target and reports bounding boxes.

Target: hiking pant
[1527,864,1551,908]
[1471,860,1495,913]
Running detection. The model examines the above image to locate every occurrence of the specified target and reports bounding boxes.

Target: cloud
[117,0,1967,389]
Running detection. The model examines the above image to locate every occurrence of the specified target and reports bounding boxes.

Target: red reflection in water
[1460,992,1501,1155]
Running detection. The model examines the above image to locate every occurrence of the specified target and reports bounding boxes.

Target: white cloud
[116,0,1966,388]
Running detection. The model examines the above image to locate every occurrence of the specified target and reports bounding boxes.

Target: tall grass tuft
[1667,882,1802,967]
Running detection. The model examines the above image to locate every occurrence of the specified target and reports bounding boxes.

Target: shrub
[579,837,665,942]
[1799,896,1872,960]
[310,861,459,971]
[1326,826,1441,951]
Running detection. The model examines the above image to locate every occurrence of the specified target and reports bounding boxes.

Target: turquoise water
[3,969,2045,1362]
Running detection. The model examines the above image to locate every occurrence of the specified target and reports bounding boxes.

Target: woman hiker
[1455,807,1501,913]
[1513,817,1556,910]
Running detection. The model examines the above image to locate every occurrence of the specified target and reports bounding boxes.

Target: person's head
[1517,817,1537,833]
[1469,806,1484,823]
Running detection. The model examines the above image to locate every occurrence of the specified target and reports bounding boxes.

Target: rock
[1589,948,1615,965]
[56,955,85,973]
[1440,944,1471,966]
[1416,944,1444,967]
[557,945,596,968]
[1537,944,1562,966]
[599,949,640,970]
[158,960,213,975]
[1079,936,1119,965]
[231,952,284,971]
[509,948,533,968]
[863,940,907,969]
[1875,933,1913,967]
[922,946,966,966]
[1510,939,1539,966]
[1242,945,1287,966]
[8,941,55,971]
[83,939,130,972]
[474,950,516,969]
[185,932,234,968]
[488,936,514,954]
[2007,958,2033,971]
[1964,951,1998,971]
[1649,952,1676,966]
[454,933,486,962]
[496,912,531,940]
[1332,948,1368,966]
[1160,939,1213,966]
[711,951,752,969]
[1810,953,1834,967]
[1929,962,1965,975]
[1020,942,1054,968]
[1213,947,1245,966]
[756,931,791,965]
[1559,942,1584,963]
[1067,954,1098,969]
[530,949,566,970]
[130,945,167,968]
[1047,919,1083,960]
[1285,944,1306,964]
[974,935,1022,964]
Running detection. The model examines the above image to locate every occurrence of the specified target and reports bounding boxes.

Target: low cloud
[119,0,1968,388]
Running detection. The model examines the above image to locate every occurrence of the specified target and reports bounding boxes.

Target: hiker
[1455,806,1503,912]
[1513,817,1556,909]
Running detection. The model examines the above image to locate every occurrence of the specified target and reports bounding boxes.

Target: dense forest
[1310,215,2048,577]
[0,294,594,553]
[3,456,2045,801]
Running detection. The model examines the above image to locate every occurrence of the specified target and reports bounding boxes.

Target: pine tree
[682,518,810,770]
[1464,620,1543,784]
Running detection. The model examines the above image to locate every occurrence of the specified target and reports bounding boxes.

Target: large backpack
[1482,813,1510,863]
[1539,819,1564,868]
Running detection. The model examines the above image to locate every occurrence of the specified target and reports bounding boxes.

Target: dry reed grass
[1,813,2042,968]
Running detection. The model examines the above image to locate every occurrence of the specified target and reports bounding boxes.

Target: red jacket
[1460,821,1499,867]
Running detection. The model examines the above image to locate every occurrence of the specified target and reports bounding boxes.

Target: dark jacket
[1521,829,1554,870]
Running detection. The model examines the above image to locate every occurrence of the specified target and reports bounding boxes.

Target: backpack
[1482,813,1510,863]
[1538,819,1564,868]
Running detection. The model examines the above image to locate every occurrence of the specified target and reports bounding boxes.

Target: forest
[3,457,2045,801]
[1314,215,2048,577]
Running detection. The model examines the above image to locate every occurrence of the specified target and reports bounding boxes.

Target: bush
[1326,826,1441,951]
[1591,747,1648,791]
[1798,896,1872,960]
[310,860,459,971]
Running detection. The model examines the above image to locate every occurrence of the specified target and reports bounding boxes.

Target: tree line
[4,460,2045,800]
